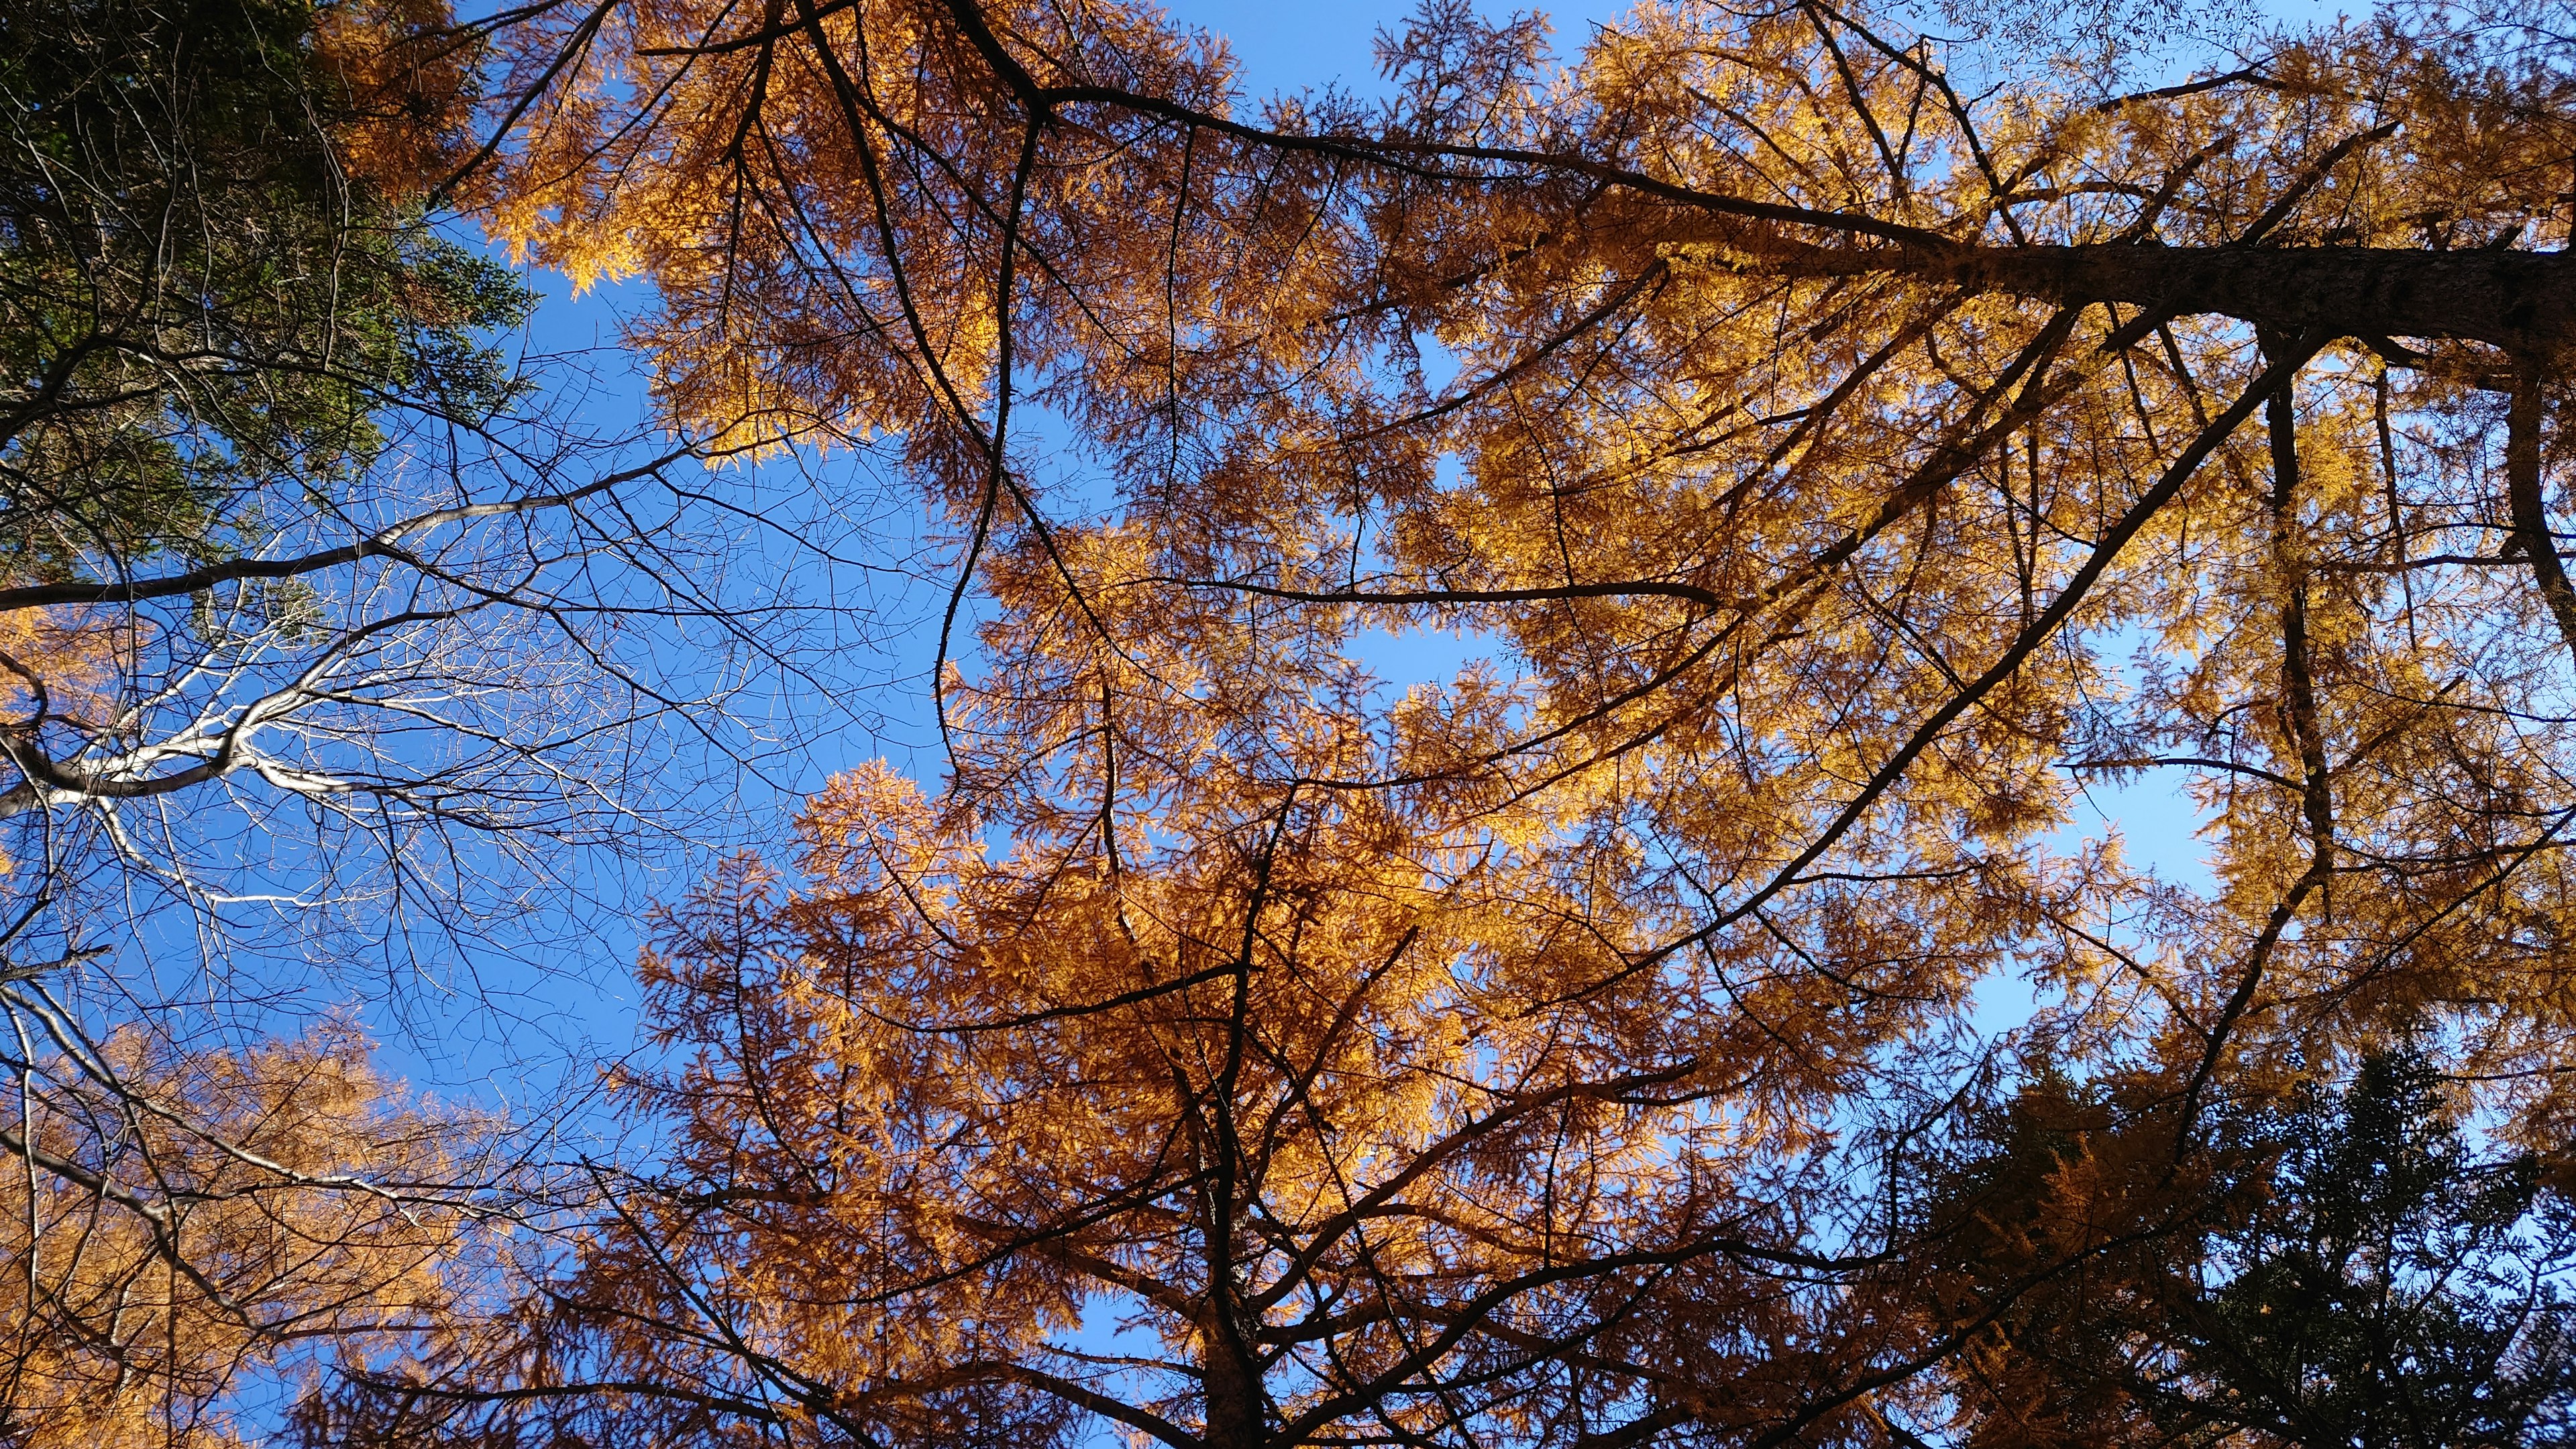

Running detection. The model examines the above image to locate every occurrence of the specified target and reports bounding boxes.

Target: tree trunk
[1200,1295,1268,1449]
[1953,245,2576,353]
[1681,229,2576,353]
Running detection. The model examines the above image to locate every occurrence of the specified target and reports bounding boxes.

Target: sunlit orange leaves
[407,0,2576,1442]
[1,1028,491,1448]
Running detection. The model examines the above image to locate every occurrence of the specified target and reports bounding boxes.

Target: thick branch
[2504,362,2576,661]
[1669,233,2576,352]
[0,449,686,614]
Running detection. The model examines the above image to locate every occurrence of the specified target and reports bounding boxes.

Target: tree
[1927,1051,2576,1448]
[310,0,2576,1442]
[1,1022,502,1448]
[0,0,515,583]
[465,0,2576,1130]
[317,763,1970,1446]
[0,2,824,1434]
[0,0,728,974]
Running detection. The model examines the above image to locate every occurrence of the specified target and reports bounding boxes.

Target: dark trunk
[1200,1295,1268,1449]
[2504,363,2576,660]
[1948,245,2576,352]
[1703,232,2576,352]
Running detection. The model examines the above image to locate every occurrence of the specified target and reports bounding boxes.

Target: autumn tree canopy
[0,1025,504,1448]
[258,0,2576,1444]
[12,0,2576,1442]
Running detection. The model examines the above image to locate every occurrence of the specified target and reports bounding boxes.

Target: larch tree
[0,1023,506,1448]
[313,0,2576,1444]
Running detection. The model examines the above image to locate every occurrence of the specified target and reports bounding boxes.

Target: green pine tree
[0,0,533,586]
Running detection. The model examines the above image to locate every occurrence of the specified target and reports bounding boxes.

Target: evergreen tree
[1936,1055,2576,1448]
[1,0,531,584]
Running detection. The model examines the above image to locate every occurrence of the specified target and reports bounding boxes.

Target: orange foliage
[0,606,131,731]
[0,1028,492,1448]
[467,0,2576,1155]
[313,0,485,199]
[411,0,2576,1441]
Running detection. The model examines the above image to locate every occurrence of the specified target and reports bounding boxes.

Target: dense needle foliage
[0,0,529,580]
[15,0,2576,1444]
[284,0,2576,1443]
[1931,1052,2575,1446]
